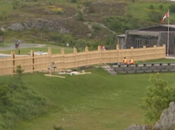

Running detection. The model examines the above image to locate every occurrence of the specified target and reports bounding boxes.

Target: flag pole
[167,9,170,56]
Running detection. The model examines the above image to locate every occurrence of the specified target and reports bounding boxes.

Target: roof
[117,34,125,37]
[138,24,175,30]
[128,30,159,36]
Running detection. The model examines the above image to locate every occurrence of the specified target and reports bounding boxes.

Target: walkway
[0,43,46,58]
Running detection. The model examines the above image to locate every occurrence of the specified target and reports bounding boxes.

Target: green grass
[0,1,13,14]
[138,58,175,64]
[7,68,175,130]
[127,2,175,22]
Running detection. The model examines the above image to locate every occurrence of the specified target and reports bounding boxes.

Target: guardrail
[112,63,175,74]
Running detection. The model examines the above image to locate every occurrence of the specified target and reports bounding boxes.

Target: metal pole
[167,9,170,56]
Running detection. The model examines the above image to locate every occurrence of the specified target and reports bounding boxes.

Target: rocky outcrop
[153,102,175,130]
[7,19,70,34]
[8,23,24,31]
[125,124,151,130]
[125,102,175,130]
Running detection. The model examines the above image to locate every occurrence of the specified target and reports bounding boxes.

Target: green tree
[53,126,64,130]
[76,11,84,21]
[169,4,175,13]
[143,73,175,122]
[70,0,76,3]
[14,65,24,82]
[149,4,154,9]
[159,4,163,10]
[0,84,10,105]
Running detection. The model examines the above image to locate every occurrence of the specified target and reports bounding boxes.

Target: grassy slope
[11,68,175,130]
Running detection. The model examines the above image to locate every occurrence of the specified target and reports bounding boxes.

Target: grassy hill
[1,67,175,130]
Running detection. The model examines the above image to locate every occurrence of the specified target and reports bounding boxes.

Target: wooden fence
[0,44,166,76]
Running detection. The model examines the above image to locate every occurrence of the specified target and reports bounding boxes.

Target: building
[117,24,175,55]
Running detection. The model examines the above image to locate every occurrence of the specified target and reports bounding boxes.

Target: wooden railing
[0,44,166,76]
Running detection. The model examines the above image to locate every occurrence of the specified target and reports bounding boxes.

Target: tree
[76,10,84,21]
[0,84,10,105]
[143,73,175,122]
[14,65,24,82]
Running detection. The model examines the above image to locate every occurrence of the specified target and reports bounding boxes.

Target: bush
[53,126,64,130]
[149,5,154,9]
[92,23,102,31]
[169,4,175,12]
[159,4,163,10]
[76,11,84,21]
[70,0,76,3]
[0,84,10,105]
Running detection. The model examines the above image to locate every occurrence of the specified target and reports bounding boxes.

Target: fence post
[97,46,102,64]
[116,44,120,63]
[11,51,15,75]
[154,45,157,59]
[130,46,134,59]
[48,47,52,55]
[60,48,65,70]
[31,50,34,73]
[73,47,77,68]
[163,44,166,57]
[143,46,146,61]
[85,46,89,66]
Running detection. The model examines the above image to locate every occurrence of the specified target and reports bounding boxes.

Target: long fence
[0,44,166,76]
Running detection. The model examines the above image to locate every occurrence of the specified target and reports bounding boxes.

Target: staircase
[101,62,117,75]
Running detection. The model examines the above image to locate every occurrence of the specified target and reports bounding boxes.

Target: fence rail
[0,44,166,76]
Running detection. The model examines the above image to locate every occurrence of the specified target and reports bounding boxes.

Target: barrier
[112,63,175,74]
[0,45,166,76]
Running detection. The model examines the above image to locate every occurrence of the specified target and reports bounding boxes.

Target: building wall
[158,32,175,55]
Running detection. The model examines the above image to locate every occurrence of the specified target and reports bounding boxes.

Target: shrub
[169,4,175,12]
[0,84,10,105]
[149,5,154,9]
[76,11,84,21]
[159,4,163,10]
[53,126,64,130]
[70,0,76,3]
[92,23,102,31]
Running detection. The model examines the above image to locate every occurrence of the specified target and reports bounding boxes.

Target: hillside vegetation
[0,67,174,130]
[0,0,175,50]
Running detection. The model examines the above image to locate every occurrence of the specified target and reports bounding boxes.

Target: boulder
[125,124,151,130]
[153,102,175,130]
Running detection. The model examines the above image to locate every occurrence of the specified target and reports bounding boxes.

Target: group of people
[123,57,134,65]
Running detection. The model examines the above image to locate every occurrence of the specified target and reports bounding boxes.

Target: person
[102,46,106,51]
[15,40,20,49]
[129,58,134,65]
[123,57,127,65]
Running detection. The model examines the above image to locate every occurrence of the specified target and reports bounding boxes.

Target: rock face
[7,19,70,34]
[153,102,175,130]
[125,124,151,130]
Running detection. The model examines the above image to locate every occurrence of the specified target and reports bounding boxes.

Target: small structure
[117,24,175,55]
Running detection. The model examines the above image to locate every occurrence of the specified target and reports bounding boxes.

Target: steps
[101,63,117,75]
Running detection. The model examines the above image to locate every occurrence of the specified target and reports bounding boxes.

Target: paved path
[0,43,46,58]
